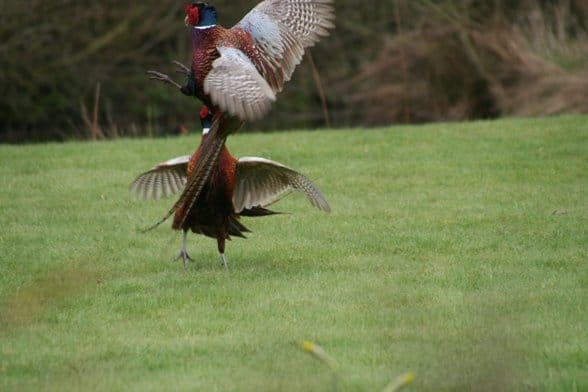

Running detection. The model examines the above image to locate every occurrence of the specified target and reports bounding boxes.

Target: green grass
[1,116,587,391]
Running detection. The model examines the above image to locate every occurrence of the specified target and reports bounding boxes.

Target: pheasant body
[185,26,264,105]
[151,0,335,121]
[131,107,330,267]
[175,141,237,240]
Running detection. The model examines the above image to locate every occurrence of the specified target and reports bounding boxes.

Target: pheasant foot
[146,70,182,89]
[174,250,194,269]
[172,60,190,75]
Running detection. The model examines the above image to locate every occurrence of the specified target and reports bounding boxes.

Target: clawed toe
[174,250,194,269]
[146,70,182,89]
[172,60,191,75]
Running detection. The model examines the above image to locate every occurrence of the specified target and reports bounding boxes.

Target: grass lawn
[1,115,586,391]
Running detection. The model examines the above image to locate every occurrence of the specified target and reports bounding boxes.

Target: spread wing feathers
[233,157,331,213]
[129,156,190,200]
[235,0,335,91]
[171,113,244,230]
[204,47,276,121]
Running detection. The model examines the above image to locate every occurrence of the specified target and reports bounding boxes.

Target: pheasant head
[185,2,217,28]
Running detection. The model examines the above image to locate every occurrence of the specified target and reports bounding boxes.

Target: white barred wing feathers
[235,0,335,92]
[233,157,331,213]
[130,155,190,200]
[205,47,276,121]
[205,0,335,120]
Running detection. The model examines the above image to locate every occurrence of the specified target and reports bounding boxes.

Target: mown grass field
[1,116,586,391]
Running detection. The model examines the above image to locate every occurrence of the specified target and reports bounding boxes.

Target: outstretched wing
[204,46,276,121]
[233,156,331,213]
[234,0,335,92]
[130,155,190,200]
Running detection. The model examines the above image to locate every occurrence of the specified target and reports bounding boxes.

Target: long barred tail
[171,136,226,230]
[172,112,244,230]
[141,209,175,233]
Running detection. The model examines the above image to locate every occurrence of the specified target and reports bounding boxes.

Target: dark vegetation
[1,0,587,142]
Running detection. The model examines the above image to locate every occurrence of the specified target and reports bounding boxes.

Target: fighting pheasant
[131,106,330,268]
[148,0,335,121]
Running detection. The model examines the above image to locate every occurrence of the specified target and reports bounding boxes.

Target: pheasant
[148,0,335,121]
[131,106,330,268]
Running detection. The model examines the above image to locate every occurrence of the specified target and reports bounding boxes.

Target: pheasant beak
[184,15,190,27]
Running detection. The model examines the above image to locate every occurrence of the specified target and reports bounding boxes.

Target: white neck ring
[194,24,216,30]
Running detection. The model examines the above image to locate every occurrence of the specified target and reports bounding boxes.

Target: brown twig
[92,83,104,140]
[80,102,92,139]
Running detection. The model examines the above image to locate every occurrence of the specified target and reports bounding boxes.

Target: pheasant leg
[174,231,194,269]
[220,253,228,269]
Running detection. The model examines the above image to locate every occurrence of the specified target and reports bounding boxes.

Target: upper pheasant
[149,0,335,121]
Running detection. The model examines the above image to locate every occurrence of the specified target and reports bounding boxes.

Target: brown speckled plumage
[178,0,335,121]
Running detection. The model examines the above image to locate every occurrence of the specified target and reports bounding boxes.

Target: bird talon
[174,251,194,269]
[173,252,194,262]
[172,60,191,75]
[146,70,182,89]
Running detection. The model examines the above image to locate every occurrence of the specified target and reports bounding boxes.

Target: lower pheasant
[131,106,330,268]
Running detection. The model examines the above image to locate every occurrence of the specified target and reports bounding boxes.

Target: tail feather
[141,211,175,233]
[228,216,250,238]
[172,113,243,230]
[240,206,281,217]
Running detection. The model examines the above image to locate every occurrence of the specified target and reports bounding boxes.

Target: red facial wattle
[199,106,209,120]
[185,4,199,26]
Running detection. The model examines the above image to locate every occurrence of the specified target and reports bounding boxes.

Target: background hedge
[1,0,587,142]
